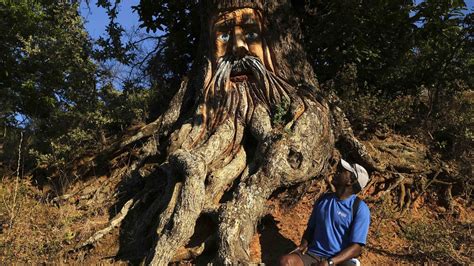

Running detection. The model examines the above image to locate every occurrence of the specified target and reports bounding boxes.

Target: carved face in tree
[211,8,268,71]
[110,3,334,265]
[199,7,295,136]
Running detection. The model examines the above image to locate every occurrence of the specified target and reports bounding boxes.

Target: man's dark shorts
[292,250,358,266]
[292,249,325,265]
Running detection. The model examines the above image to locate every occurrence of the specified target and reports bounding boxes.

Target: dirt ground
[1,176,472,265]
[249,182,473,265]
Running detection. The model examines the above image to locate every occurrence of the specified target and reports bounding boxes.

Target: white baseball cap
[340,159,369,189]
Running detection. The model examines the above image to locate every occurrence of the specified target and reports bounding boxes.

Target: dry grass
[0,174,472,264]
[366,194,473,264]
[0,177,99,263]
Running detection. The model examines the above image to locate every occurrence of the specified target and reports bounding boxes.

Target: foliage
[0,0,150,179]
[324,64,416,131]
[133,0,201,116]
[99,83,151,129]
[94,0,136,64]
[0,0,96,173]
[0,0,97,129]
[271,98,291,127]
[411,0,473,112]
[299,0,416,93]
[403,218,472,264]
[428,91,473,156]
[305,0,473,172]
[300,0,473,104]
[134,0,199,80]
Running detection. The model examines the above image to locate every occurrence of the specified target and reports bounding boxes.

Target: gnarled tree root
[76,198,136,250]
[146,150,208,265]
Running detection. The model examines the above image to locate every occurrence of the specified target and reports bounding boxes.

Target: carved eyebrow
[240,22,259,28]
[214,20,259,31]
[214,19,234,30]
[214,12,260,30]
[242,14,257,25]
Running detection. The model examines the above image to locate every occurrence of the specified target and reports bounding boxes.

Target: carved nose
[232,28,249,58]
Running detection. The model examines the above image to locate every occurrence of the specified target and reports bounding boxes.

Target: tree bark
[74,1,377,264]
[146,1,335,263]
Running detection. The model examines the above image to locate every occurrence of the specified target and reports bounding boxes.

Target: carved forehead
[213,8,262,29]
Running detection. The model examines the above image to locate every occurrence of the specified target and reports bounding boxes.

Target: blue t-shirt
[305,193,370,258]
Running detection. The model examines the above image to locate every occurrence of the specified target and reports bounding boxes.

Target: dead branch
[75,198,136,250]
[377,171,405,199]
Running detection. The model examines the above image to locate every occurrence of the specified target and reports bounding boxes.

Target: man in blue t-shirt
[280,159,371,266]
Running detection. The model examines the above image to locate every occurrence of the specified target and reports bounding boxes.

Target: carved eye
[245,32,259,41]
[218,33,230,43]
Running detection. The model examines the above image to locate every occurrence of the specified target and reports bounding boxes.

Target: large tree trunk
[73,0,376,264]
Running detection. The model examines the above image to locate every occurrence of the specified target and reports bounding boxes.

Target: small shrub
[370,195,399,238]
[403,219,471,264]
[342,92,416,131]
[272,98,290,127]
[429,91,473,157]
[324,64,417,132]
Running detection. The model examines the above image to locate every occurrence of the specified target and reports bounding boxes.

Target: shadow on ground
[259,214,297,265]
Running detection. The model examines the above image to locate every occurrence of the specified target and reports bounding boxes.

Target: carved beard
[201,55,296,132]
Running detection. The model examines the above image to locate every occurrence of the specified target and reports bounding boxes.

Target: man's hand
[327,243,363,265]
[316,261,329,266]
[297,239,309,254]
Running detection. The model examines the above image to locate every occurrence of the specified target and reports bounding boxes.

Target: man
[280,159,371,266]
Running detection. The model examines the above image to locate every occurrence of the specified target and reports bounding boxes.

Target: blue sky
[80,0,473,42]
[80,0,158,89]
[80,0,159,55]
[77,0,473,88]
[80,0,142,40]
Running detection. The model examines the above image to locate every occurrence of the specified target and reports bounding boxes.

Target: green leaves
[94,0,136,64]
[0,0,150,175]
[1,1,97,125]
[134,0,200,108]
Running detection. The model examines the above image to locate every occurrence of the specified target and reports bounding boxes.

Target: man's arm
[326,243,362,265]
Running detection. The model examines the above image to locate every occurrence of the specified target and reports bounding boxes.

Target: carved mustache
[202,55,293,130]
[214,56,269,89]
[230,59,251,76]
[216,55,263,75]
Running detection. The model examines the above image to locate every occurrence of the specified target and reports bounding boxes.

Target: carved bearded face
[200,7,293,133]
[213,8,264,60]
[211,8,272,75]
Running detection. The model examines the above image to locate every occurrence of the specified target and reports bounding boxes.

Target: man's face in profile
[212,8,265,67]
[332,163,352,187]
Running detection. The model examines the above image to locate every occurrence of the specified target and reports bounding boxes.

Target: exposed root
[399,178,413,211]
[171,244,206,263]
[152,180,183,241]
[217,172,278,263]
[205,147,247,208]
[75,198,136,250]
[146,150,207,265]
[378,173,405,198]
[171,234,217,262]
